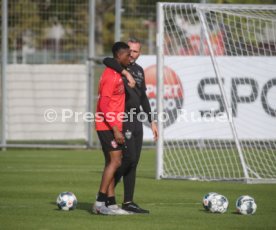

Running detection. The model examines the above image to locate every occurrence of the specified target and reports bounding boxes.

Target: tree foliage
[4,0,276,58]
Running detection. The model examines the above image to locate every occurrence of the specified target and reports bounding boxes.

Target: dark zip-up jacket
[103,57,152,123]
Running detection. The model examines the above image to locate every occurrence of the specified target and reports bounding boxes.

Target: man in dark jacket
[103,38,158,214]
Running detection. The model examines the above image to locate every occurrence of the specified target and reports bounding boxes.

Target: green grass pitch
[0,149,276,230]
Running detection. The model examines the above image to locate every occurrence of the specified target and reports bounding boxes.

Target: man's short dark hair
[112,41,129,58]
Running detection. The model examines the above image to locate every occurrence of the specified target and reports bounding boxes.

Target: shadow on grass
[231,211,241,215]
[199,209,242,215]
[198,209,209,213]
[50,201,91,213]
[199,209,224,214]
[50,202,60,211]
[77,202,92,214]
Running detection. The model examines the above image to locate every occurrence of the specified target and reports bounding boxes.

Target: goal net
[156,3,276,183]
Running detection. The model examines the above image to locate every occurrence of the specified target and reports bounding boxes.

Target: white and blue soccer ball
[236,195,257,215]
[208,194,229,213]
[202,192,218,211]
[56,192,77,211]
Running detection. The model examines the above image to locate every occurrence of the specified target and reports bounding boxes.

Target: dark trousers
[115,116,143,202]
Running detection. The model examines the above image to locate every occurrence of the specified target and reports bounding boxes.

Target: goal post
[156,2,165,179]
[156,3,276,183]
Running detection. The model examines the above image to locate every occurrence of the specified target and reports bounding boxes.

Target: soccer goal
[156,3,276,183]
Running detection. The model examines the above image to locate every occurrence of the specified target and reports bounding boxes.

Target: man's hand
[151,121,158,142]
[112,126,125,144]
[122,69,136,88]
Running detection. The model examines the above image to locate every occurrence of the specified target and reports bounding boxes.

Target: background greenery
[3,0,276,61]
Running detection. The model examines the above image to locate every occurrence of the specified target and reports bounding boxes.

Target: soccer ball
[202,192,218,210]
[208,194,229,213]
[236,195,257,215]
[56,192,77,211]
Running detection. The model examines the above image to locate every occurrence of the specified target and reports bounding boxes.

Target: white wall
[7,65,87,140]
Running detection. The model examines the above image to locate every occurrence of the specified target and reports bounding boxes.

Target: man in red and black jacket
[93,42,135,215]
[103,38,158,214]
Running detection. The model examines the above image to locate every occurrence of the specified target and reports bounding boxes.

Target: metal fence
[3,0,197,65]
[6,0,89,64]
[0,0,202,148]
[1,0,93,148]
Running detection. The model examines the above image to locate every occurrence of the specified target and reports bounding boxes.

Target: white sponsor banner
[138,56,276,140]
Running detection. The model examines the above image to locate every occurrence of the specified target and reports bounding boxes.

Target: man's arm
[139,71,158,141]
[140,74,152,123]
[103,57,124,72]
[140,91,152,123]
[140,90,158,141]
[103,57,135,88]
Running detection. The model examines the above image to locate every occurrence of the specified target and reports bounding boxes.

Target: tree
[8,0,41,50]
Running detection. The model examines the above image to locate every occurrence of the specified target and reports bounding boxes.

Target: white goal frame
[156,3,276,183]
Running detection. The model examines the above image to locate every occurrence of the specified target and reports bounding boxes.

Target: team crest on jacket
[111,140,118,148]
[125,130,132,139]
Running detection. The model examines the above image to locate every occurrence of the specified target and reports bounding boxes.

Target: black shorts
[97,130,124,155]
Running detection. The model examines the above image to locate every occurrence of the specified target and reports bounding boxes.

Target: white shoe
[107,204,132,215]
[92,201,116,215]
